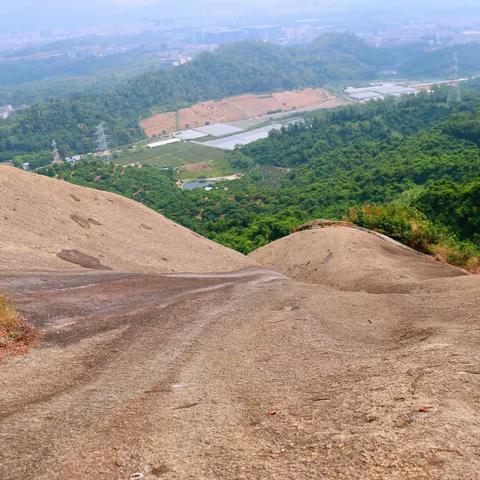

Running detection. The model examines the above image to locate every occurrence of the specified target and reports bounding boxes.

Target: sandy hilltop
[1,167,479,480]
[0,165,252,274]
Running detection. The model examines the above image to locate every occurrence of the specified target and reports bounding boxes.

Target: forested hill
[42,87,480,270]
[1,33,380,163]
[2,33,480,164]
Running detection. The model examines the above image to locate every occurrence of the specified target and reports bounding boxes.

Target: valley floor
[1,265,480,479]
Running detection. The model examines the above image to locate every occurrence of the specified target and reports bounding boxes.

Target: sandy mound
[0,165,253,274]
[250,226,467,293]
[2,181,480,478]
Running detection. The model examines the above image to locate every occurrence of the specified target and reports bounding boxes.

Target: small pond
[181,179,220,191]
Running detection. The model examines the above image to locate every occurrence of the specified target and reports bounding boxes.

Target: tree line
[4,33,480,165]
[40,87,480,270]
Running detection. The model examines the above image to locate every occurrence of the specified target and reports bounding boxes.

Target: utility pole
[447,51,461,107]
[175,110,180,132]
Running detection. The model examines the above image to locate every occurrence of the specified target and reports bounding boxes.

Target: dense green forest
[0,32,179,105]
[0,51,166,89]
[0,53,168,106]
[3,34,480,165]
[40,87,480,270]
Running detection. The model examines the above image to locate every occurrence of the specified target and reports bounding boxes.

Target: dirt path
[1,268,480,479]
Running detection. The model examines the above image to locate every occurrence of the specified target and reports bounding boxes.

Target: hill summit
[0,165,252,274]
[250,225,466,293]
[1,167,480,480]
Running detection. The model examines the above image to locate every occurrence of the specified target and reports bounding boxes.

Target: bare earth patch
[57,250,112,271]
[1,168,479,479]
[0,165,253,274]
[184,161,210,172]
[141,88,343,138]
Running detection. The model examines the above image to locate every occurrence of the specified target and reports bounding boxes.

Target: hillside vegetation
[40,84,480,270]
[3,34,480,166]
[0,51,166,106]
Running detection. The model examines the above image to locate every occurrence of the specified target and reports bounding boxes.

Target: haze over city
[2,0,480,479]
[3,0,480,31]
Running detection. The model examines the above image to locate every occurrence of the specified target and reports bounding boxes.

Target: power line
[95,123,109,152]
[52,139,63,165]
[95,122,111,161]
[447,51,461,106]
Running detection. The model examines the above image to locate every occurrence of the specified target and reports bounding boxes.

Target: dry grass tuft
[0,295,37,360]
[465,256,480,274]
[432,244,480,274]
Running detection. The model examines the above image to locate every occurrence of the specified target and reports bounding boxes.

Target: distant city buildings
[200,28,247,44]
[244,25,284,42]
[194,25,285,45]
[2,17,480,108]
[362,21,480,48]
[457,30,480,44]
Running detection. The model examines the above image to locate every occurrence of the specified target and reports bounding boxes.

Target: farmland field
[114,141,225,167]
[112,141,232,179]
[141,88,338,138]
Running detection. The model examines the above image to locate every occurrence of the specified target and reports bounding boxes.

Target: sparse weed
[0,295,37,359]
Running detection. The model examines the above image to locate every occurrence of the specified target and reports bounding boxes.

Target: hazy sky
[3,0,480,32]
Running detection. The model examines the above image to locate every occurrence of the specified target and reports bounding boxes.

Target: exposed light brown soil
[1,169,480,479]
[410,80,459,92]
[183,161,210,172]
[0,165,252,274]
[250,226,467,293]
[141,88,341,138]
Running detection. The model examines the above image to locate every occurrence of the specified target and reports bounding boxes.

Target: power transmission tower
[95,122,110,160]
[95,123,108,152]
[447,51,461,106]
[52,140,63,165]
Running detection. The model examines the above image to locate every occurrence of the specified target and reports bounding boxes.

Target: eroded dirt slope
[1,173,480,480]
[250,226,466,293]
[1,266,480,480]
[0,166,253,274]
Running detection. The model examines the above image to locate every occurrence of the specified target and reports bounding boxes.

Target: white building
[0,105,14,120]
[345,83,418,103]
[147,138,181,149]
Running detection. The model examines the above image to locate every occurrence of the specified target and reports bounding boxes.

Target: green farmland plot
[112,141,233,179]
[113,141,225,167]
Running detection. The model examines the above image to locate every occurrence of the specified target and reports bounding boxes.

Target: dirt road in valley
[1,266,480,479]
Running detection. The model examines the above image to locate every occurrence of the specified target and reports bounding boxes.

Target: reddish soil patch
[412,83,435,91]
[141,88,336,138]
[184,162,210,172]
